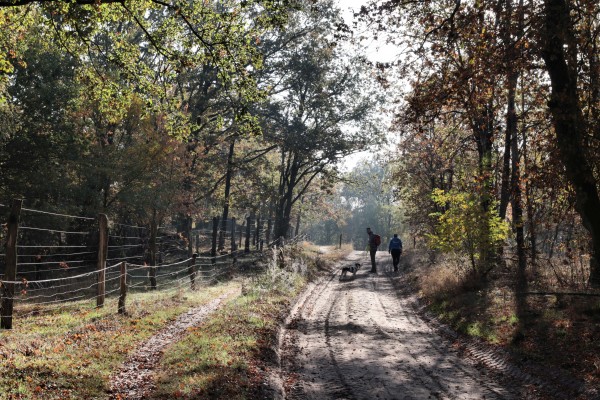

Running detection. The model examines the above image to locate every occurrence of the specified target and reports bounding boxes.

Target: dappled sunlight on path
[281,251,521,400]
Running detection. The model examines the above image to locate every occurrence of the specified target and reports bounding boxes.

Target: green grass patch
[152,284,302,399]
[426,289,512,345]
[151,243,344,399]
[0,243,352,400]
[0,283,238,400]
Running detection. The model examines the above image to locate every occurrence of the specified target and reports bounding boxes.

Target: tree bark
[471,100,495,273]
[219,140,235,251]
[274,151,299,239]
[541,0,600,287]
[499,119,511,220]
[506,0,527,294]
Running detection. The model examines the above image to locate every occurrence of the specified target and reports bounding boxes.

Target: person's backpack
[373,234,382,246]
[390,237,403,252]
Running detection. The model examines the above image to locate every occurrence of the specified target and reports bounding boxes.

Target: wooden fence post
[339,234,343,249]
[211,216,219,264]
[149,218,157,290]
[189,253,197,290]
[118,262,127,314]
[97,214,108,308]
[244,216,251,253]
[1,199,22,329]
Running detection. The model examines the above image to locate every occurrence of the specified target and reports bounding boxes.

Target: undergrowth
[414,250,600,391]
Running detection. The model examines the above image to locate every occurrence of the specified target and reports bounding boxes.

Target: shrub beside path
[280,251,523,400]
[108,289,239,399]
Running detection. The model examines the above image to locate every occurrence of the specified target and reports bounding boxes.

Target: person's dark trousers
[391,249,401,271]
[369,249,377,272]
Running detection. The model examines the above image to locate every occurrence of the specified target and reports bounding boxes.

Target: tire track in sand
[281,251,523,400]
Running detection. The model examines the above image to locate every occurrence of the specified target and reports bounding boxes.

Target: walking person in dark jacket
[366,227,379,273]
[388,234,403,271]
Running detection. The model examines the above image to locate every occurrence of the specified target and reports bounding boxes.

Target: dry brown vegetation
[411,249,600,395]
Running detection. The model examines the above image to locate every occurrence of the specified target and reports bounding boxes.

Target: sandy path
[281,251,521,400]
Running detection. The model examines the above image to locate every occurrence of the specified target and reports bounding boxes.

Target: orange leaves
[52,343,65,353]
[19,278,29,295]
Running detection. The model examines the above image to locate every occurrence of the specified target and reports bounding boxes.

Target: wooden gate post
[1,199,22,329]
[118,262,127,314]
[96,214,108,308]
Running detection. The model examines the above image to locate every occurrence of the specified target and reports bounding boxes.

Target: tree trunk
[274,151,299,239]
[294,196,303,237]
[542,0,600,287]
[505,0,527,293]
[509,72,527,293]
[219,140,235,251]
[471,100,495,273]
[499,119,511,220]
[521,75,537,265]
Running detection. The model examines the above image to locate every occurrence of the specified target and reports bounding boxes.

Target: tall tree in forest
[382,0,507,273]
[0,0,295,229]
[259,1,382,239]
[0,34,88,208]
[540,0,600,287]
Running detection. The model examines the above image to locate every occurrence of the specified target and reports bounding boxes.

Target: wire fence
[0,201,301,329]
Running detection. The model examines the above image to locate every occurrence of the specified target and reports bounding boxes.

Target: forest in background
[0,0,598,296]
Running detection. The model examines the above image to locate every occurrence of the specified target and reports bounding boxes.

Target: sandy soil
[280,251,525,400]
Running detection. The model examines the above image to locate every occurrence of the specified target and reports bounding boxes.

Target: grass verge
[150,242,352,399]
[0,283,239,400]
[0,243,352,400]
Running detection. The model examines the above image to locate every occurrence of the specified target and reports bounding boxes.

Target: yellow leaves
[429,188,509,256]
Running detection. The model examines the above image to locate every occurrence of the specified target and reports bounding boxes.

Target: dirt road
[280,251,523,400]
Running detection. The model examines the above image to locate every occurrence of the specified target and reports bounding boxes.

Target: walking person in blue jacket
[388,234,403,271]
